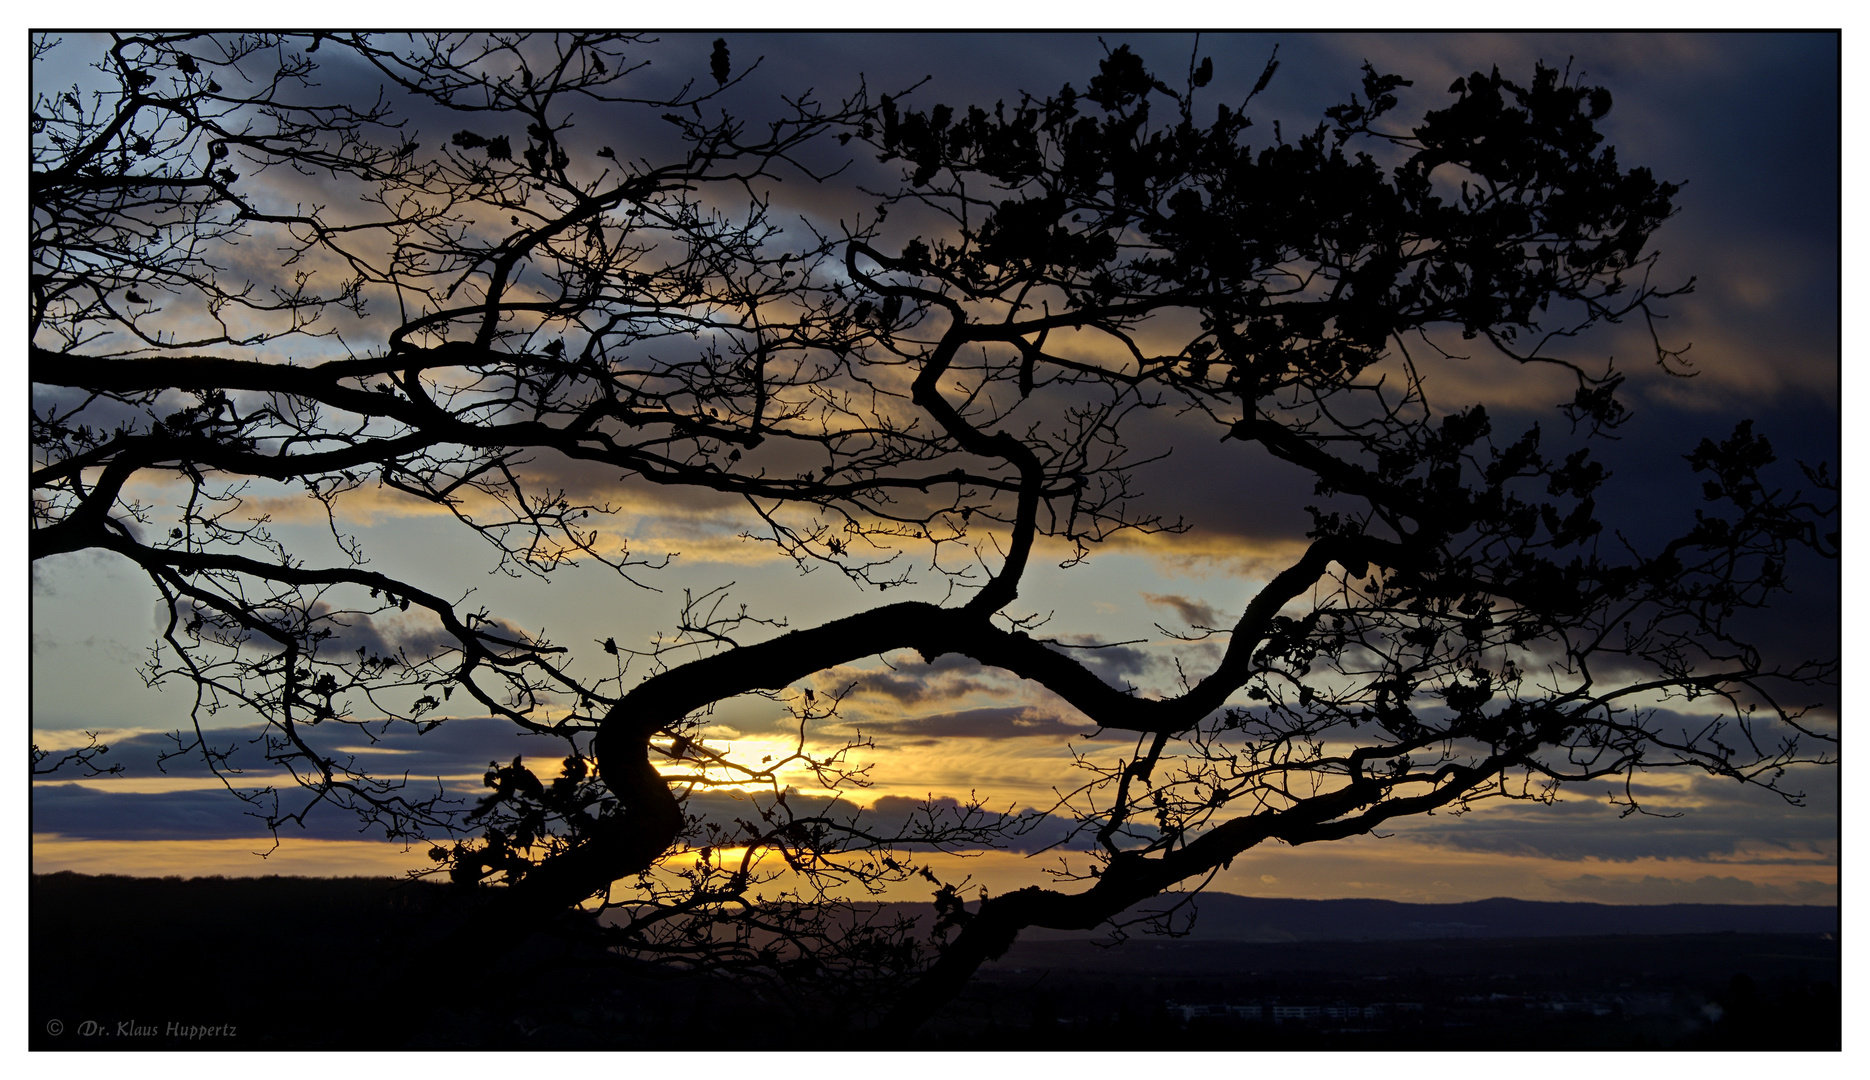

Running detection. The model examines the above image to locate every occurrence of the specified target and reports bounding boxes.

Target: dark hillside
[30,872,1839,1049]
[33,872,451,1049]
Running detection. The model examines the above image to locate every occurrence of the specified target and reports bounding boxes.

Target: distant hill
[1011,893,1838,942]
[30,871,1835,944]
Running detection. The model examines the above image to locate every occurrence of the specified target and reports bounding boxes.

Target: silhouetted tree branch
[32,731,124,778]
[32,34,1833,1038]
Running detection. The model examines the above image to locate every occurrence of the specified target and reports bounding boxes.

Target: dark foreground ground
[30,872,1839,1050]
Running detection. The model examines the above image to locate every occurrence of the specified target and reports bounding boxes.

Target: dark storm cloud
[344,30,1835,683]
[115,32,1836,593]
[822,32,1839,597]
[1573,33,1838,406]
[1580,396,1839,675]
[1113,393,1836,686]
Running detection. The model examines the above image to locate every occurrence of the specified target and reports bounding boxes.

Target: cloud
[677,787,1103,855]
[850,652,1002,706]
[216,481,461,528]
[30,715,609,844]
[28,33,1838,907]
[790,646,1182,737]
[846,705,1091,744]
[39,717,584,789]
[1388,766,1836,864]
[33,782,411,842]
[1144,592,1223,629]
[1546,872,1836,906]
[1042,635,1158,688]
[150,594,521,666]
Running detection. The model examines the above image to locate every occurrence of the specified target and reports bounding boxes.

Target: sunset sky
[27,29,1841,909]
